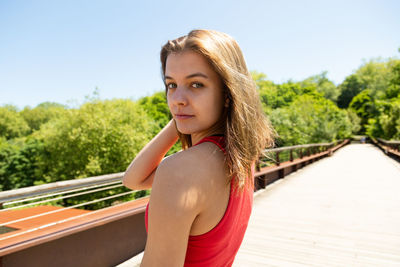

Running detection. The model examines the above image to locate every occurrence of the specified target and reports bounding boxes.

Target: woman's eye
[166,83,177,89]
[192,82,203,88]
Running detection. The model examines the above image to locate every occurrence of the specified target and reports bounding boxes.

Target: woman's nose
[170,86,188,106]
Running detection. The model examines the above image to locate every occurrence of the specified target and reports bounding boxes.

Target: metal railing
[0,172,139,214]
[0,172,124,206]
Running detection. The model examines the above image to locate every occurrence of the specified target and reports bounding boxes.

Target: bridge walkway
[233,144,400,266]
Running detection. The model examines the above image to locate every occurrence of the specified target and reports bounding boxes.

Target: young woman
[123,29,274,267]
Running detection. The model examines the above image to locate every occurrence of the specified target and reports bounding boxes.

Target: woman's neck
[191,128,224,146]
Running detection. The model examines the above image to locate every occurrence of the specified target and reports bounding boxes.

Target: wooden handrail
[377,138,400,145]
[264,141,336,153]
[371,137,400,160]
[377,138,400,152]
[258,140,344,169]
[254,139,349,190]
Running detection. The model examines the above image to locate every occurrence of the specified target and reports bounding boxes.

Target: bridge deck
[233,144,400,267]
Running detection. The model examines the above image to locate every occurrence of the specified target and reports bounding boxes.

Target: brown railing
[0,139,350,267]
[254,140,349,190]
[371,137,400,160]
[258,140,344,168]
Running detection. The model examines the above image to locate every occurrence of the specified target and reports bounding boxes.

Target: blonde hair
[160,29,274,191]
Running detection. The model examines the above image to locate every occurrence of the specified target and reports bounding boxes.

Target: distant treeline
[1,57,399,195]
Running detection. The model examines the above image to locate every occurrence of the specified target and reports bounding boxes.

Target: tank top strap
[193,135,226,154]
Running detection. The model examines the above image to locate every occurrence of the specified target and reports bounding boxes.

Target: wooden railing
[370,137,400,160]
[254,139,349,190]
[258,140,344,168]
[0,139,350,267]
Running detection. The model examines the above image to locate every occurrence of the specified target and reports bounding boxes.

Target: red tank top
[145,135,254,267]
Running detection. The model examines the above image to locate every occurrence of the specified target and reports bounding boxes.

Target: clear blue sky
[1,0,399,109]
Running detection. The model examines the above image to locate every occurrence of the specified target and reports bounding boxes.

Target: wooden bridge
[1,138,399,266]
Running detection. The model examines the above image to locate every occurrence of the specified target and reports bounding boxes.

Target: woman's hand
[122,119,179,190]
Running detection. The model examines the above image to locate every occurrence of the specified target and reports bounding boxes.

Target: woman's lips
[175,114,194,120]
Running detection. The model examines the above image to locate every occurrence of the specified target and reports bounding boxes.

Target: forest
[1,57,399,201]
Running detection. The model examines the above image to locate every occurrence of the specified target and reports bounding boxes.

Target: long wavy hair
[160,29,275,191]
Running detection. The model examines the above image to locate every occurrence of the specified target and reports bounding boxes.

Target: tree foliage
[253,72,352,146]
[0,137,42,191]
[137,91,170,128]
[301,71,339,102]
[337,74,364,108]
[269,95,351,146]
[20,102,67,133]
[32,99,157,183]
[337,59,397,108]
[349,90,376,133]
[342,58,400,138]
[0,105,30,139]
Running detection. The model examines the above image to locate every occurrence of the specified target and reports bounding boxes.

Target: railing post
[290,149,293,161]
[276,152,280,166]
[299,149,303,159]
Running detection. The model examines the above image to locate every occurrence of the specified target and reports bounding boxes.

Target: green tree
[337,74,364,108]
[301,71,339,102]
[0,137,43,191]
[343,58,400,138]
[255,75,321,113]
[366,97,400,139]
[349,90,376,134]
[33,99,157,182]
[346,109,362,134]
[20,102,67,133]
[252,72,279,114]
[354,59,393,98]
[269,95,352,146]
[137,91,182,154]
[337,59,397,108]
[137,91,170,129]
[253,71,351,145]
[0,105,30,139]
[385,60,400,99]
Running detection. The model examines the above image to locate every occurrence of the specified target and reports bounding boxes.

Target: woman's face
[165,50,225,141]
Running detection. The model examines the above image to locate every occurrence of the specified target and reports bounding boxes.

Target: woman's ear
[224,98,230,107]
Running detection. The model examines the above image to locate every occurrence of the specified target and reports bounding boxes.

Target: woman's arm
[122,119,179,190]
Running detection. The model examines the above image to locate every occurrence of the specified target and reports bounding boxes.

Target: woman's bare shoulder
[154,142,225,201]
[163,142,224,180]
